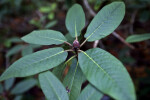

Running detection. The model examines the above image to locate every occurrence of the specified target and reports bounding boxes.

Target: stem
[64,41,72,47]
[65,55,77,65]
[80,38,88,47]
[65,49,74,52]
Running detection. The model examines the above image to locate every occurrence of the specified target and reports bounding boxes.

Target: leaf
[21,30,67,45]
[38,71,69,100]
[14,95,23,100]
[126,33,150,43]
[21,45,33,57]
[84,2,125,41]
[77,84,103,100]
[52,62,66,81]
[4,78,15,90]
[11,78,37,94]
[6,45,25,57]
[0,47,68,81]
[0,83,3,94]
[45,20,57,29]
[66,4,85,38]
[78,48,136,100]
[63,58,84,100]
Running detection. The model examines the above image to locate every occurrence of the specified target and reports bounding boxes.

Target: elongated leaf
[0,47,68,81]
[6,45,25,57]
[14,95,23,100]
[84,2,125,41]
[21,45,33,56]
[21,30,67,45]
[39,71,69,100]
[52,62,66,81]
[63,58,84,100]
[11,78,37,94]
[126,33,150,43]
[0,83,3,94]
[66,4,85,37]
[4,78,15,90]
[78,48,136,100]
[77,84,103,100]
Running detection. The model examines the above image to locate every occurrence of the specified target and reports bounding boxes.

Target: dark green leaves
[78,48,136,100]
[126,33,150,43]
[39,71,69,100]
[66,4,85,38]
[22,30,67,45]
[84,2,125,41]
[0,47,68,81]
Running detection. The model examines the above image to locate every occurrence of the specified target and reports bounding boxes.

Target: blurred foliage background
[0,0,150,100]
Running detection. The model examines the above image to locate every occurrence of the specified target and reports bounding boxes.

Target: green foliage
[84,2,125,41]
[0,2,136,100]
[0,47,67,81]
[63,58,84,100]
[66,4,85,37]
[22,30,67,45]
[4,78,15,90]
[39,71,69,100]
[11,78,37,94]
[78,48,136,100]
[126,33,150,43]
[77,84,103,100]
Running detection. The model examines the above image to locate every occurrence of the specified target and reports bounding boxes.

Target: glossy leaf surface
[22,30,67,45]
[84,2,125,41]
[39,71,69,100]
[0,47,67,81]
[66,4,85,37]
[78,48,136,100]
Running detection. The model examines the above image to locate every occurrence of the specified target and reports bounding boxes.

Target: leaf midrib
[68,61,79,96]
[81,51,129,99]
[19,50,65,70]
[86,3,122,40]
[36,35,66,42]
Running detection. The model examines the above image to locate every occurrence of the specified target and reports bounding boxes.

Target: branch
[83,0,134,49]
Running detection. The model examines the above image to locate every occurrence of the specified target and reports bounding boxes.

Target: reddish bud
[73,40,80,49]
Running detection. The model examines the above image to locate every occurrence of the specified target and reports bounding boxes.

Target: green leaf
[6,45,25,57]
[84,2,125,41]
[14,95,23,100]
[21,45,33,57]
[11,78,37,94]
[21,30,67,45]
[77,84,103,100]
[66,4,85,38]
[0,83,3,94]
[39,71,69,100]
[4,78,15,90]
[126,33,150,43]
[78,48,136,100]
[0,47,68,81]
[52,62,66,81]
[63,58,84,100]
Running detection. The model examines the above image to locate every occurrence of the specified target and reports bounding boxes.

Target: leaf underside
[84,2,125,41]
[0,47,68,81]
[78,48,136,100]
